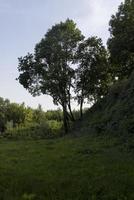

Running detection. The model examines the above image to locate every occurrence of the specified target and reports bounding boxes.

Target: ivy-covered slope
[78,72,134,136]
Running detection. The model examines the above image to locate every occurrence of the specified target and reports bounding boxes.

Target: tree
[0,97,10,132]
[45,109,63,121]
[32,104,45,124]
[107,0,134,79]
[6,103,26,127]
[75,37,110,118]
[0,98,6,132]
[17,19,84,133]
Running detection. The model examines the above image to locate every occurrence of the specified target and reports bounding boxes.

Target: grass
[0,134,134,199]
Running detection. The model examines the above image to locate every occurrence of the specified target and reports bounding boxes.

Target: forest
[0,0,134,199]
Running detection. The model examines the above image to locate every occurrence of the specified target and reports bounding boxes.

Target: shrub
[4,120,63,140]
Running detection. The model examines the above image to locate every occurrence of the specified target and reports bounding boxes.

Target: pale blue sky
[0,0,123,110]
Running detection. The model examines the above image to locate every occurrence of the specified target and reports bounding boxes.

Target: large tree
[107,0,134,79]
[17,19,84,133]
[75,37,110,118]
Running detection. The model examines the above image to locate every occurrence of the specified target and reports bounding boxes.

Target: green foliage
[17,19,84,133]
[108,0,134,79]
[32,104,46,124]
[0,112,6,132]
[22,193,36,200]
[6,103,26,127]
[1,3,134,199]
[17,19,115,132]
[120,117,134,134]
[0,97,64,138]
[76,71,134,136]
[75,37,110,117]
[0,98,30,133]
[0,97,10,132]
[45,109,63,121]
[5,120,63,139]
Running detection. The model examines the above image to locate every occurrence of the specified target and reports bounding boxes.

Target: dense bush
[45,110,63,121]
[4,120,63,139]
[0,97,65,139]
[78,72,134,136]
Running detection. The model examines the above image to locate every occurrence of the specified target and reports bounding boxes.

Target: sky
[0,0,123,110]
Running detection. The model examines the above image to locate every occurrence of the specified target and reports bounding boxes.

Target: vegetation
[17,20,111,133]
[17,19,84,133]
[79,71,134,136]
[0,0,134,199]
[75,37,110,117]
[18,0,134,133]
[0,98,64,138]
[108,0,134,79]
[1,134,134,200]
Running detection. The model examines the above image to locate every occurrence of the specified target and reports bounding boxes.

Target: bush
[45,110,63,121]
[4,120,63,140]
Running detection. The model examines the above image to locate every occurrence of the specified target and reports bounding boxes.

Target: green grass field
[0,134,134,200]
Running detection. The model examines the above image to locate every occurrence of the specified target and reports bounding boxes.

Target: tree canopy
[18,19,84,133]
[75,37,109,117]
[17,18,113,133]
[108,0,134,79]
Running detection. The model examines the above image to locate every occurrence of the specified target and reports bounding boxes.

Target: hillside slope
[77,72,134,136]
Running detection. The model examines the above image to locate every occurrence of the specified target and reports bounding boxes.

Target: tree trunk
[80,89,84,119]
[80,98,83,119]
[68,103,75,121]
[67,87,75,121]
[62,104,68,134]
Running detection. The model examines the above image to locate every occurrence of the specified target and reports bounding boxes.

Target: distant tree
[0,112,6,133]
[0,97,10,132]
[6,103,25,127]
[17,19,84,133]
[75,37,110,118]
[107,0,134,79]
[24,107,34,124]
[33,104,45,124]
[45,109,63,121]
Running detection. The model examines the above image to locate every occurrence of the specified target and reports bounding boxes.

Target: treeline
[17,0,134,133]
[0,97,65,138]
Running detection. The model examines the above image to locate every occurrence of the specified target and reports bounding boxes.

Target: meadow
[0,134,134,199]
